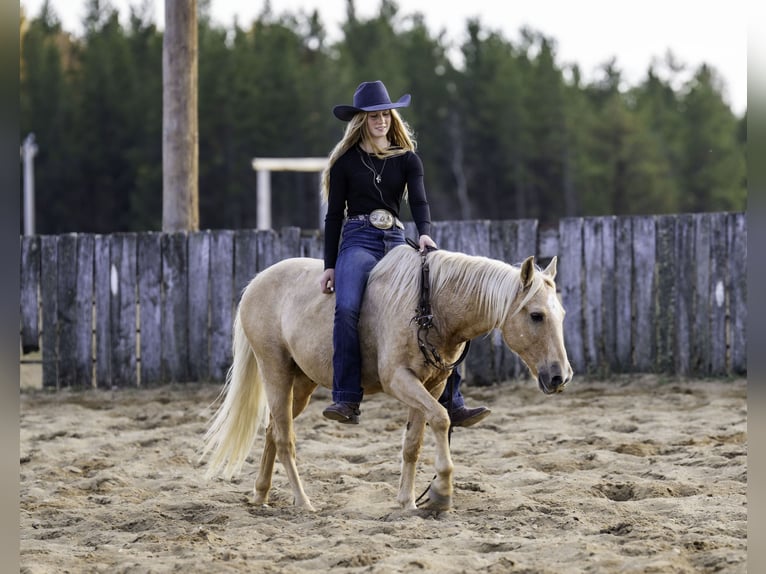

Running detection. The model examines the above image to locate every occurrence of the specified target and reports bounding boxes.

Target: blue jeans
[332,220,405,403]
[440,368,466,412]
[331,219,467,410]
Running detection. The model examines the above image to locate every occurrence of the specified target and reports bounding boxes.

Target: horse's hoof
[294,499,317,512]
[420,490,451,511]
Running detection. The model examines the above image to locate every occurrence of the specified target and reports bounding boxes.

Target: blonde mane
[369,245,547,328]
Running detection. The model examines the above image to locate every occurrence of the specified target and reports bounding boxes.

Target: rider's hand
[320,268,335,294]
[419,234,437,252]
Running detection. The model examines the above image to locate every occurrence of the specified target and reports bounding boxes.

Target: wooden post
[163,0,198,232]
[257,169,271,231]
[21,133,37,236]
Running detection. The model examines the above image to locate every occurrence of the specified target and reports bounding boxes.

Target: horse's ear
[520,256,535,290]
[543,256,558,280]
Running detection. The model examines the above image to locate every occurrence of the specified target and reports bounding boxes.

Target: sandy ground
[20,375,746,573]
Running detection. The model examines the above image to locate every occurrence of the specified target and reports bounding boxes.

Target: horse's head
[501,256,573,394]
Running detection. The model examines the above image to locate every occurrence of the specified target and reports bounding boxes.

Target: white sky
[22,0,750,115]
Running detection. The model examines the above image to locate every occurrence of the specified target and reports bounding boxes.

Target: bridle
[410,244,471,371]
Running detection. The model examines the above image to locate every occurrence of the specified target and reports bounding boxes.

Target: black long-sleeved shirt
[323,145,432,269]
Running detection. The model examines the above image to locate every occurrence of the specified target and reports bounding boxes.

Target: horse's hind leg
[255,365,317,511]
[253,425,277,506]
[254,374,317,506]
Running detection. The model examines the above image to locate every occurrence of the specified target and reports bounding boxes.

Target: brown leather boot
[449,406,491,428]
[323,403,361,424]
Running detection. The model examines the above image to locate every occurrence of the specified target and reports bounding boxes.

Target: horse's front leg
[398,409,426,509]
[388,368,453,511]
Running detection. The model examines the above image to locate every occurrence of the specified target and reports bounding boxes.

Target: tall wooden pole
[162,0,199,231]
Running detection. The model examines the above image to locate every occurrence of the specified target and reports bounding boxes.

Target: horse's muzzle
[537,363,571,395]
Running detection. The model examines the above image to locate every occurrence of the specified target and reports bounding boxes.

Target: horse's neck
[436,304,497,344]
[433,264,512,344]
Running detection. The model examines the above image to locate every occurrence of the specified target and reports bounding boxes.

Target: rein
[408,242,471,371]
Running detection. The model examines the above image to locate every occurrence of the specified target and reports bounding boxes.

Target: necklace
[358,147,388,184]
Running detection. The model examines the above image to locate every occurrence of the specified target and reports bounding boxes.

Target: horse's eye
[530,312,544,323]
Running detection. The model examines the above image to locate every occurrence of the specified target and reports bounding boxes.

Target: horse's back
[239,257,335,385]
[240,257,328,324]
[244,256,323,291]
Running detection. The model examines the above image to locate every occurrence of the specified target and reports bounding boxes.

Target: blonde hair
[320,109,417,203]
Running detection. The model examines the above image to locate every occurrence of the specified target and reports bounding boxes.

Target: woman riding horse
[319,80,489,427]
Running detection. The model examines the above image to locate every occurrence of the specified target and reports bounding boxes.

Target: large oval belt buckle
[369,209,394,230]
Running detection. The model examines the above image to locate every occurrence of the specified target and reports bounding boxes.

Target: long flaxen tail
[201,310,269,479]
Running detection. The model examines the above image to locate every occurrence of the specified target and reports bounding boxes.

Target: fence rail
[19,213,746,389]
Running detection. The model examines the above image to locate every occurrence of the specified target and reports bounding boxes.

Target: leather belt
[347,209,404,230]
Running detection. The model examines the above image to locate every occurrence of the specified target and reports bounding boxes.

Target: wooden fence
[19,212,746,389]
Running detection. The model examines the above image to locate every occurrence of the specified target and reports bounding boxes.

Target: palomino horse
[202,244,572,512]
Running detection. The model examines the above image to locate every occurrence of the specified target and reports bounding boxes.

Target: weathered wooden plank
[94,235,112,387]
[614,217,633,371]
[455,220,490,255]
[57,234,78,388]
[432,220,461,251]
[20,236,40,353]
[280,227,302,259]
[515,219,538,264]
[692,214,712,374]
[257,229,280,271]
[558,218,584,374]
[234,229,258,305]
[188,231,211,382]
[484,220,532,381]
[476,221,514,384]
[466,221,505,385]
[74,234,95,388]
[674,215,695,376]
[601,217,617,372]
[632,216,656,372]
[509,219,539,379]
[300,229,324,259]
[655,215,677,373]
[709,213,728,375]
[137,232,162,385]
[403,221,419,244]
[162,232,189,383]
[40,236,58,388]
[488,219,514,262]
[537,228,559,260]
[210,230,235,382]
[450,220,492,383]
[728,212,747,374]
[583,218,604,375]
[110,234,138,387]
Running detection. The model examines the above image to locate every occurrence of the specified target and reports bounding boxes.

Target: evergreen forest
[20,0,747,235]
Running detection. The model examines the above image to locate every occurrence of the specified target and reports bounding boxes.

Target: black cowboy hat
[332,80,411,121]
